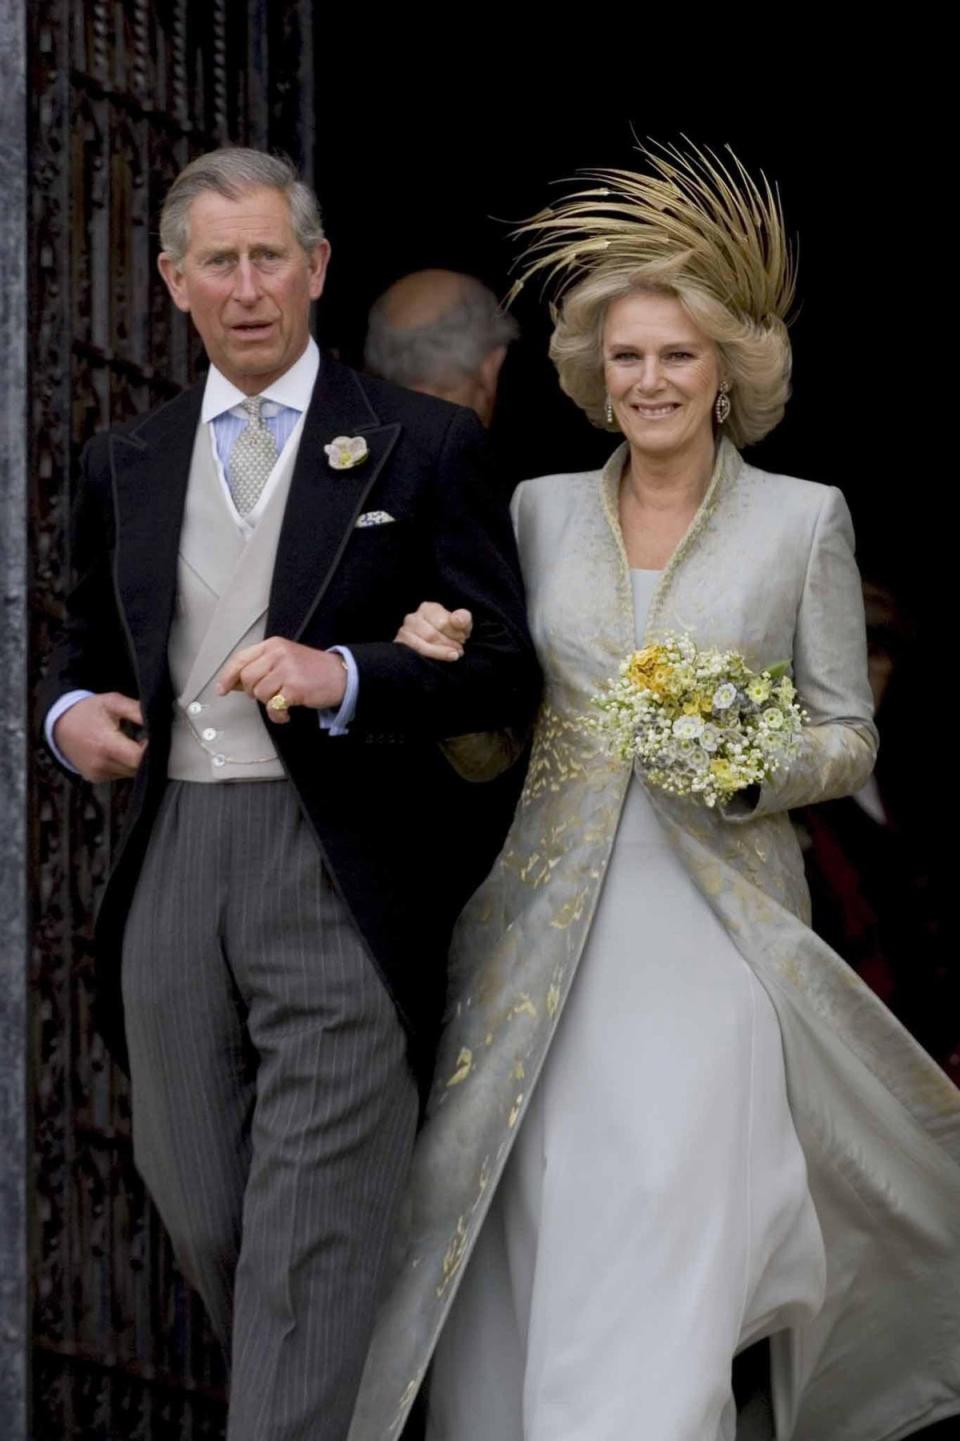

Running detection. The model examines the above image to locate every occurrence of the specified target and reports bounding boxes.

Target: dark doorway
[309,96,931,610]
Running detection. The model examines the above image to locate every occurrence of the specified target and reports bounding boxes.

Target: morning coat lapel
[266,357,401,640]
[110,383,204,706]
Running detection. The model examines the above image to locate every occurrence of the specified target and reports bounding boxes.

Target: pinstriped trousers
[122,781,419,1441]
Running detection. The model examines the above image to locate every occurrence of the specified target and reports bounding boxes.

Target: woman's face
[602,291,723,460]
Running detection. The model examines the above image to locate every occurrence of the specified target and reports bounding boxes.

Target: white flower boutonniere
[324,435,369,471]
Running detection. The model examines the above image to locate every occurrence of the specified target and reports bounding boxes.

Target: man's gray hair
[365,276,519,388]
[159,148,325,265]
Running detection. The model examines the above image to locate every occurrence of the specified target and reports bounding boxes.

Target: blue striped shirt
[211,401,303,484]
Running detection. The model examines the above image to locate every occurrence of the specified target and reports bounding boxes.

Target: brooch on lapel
[325,435,369,471]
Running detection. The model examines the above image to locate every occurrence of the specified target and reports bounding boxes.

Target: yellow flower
[627,644,667,691]
[710,759,738,789]
[652,665,677,696]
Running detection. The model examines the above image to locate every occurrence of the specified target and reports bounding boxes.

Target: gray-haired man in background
[365,269,518,428]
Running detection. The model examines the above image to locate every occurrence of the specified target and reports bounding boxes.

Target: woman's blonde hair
[508,143,796,447]
[550,260,792,447]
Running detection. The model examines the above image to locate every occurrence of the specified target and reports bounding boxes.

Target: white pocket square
[355,511,396,528]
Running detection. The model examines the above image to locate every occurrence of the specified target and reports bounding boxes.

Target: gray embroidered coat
[350,439,960,1441]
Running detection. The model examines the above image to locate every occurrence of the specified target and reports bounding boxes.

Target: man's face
[158,186,330,393]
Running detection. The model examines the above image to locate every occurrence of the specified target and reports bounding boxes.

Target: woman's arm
[393,602,531,781]
[345,410,540,738]
[724,486,878,821]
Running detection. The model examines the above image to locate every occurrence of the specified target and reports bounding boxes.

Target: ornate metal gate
[28,5,313,1435]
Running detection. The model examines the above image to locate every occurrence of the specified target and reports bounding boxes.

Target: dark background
[308,95,934,627]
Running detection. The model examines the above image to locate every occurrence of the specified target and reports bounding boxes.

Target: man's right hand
[394,603,473,662]
[53,692,146,782]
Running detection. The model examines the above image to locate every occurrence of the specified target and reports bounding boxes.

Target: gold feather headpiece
[506,139,796,329]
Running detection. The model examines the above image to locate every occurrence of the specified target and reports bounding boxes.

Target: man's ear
[306,240,332,302]
[480,345,507,395]
[157,252,191,313]
[475,345,508,423]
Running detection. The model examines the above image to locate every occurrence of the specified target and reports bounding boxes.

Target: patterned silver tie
[227,396,279,517]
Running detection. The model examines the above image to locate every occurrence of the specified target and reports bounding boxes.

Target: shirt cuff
[45,690,94,772]
[318,647,358,736]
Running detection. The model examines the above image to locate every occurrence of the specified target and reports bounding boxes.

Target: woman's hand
[394,603,473,662]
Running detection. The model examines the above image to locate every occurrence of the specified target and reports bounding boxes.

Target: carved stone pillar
[0,1,29,1436]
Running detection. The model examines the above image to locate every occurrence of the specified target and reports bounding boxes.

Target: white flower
[673,713,705,741]
[699,723,721,752]
[761,707,785,730]
[324,435,369,470]
[712,682,738,711]
[746,677,771,703]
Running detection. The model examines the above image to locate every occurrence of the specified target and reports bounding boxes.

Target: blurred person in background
[365,269,518,428]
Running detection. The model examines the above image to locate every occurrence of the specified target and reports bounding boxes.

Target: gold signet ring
[267,692,289,712]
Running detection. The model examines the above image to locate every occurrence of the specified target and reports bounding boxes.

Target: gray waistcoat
[167,419,303,782]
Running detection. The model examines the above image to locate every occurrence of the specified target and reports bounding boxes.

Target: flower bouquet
[590,634,806,808]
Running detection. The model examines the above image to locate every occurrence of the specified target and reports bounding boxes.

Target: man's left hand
[217,638,347,725]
